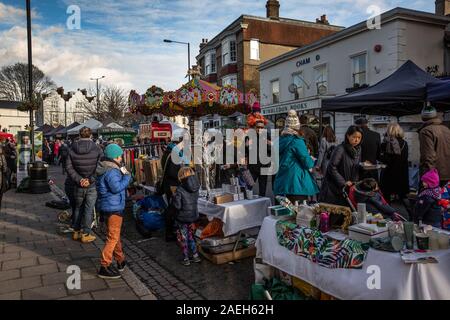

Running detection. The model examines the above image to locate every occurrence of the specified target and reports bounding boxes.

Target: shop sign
[139,124,152,139]
[262,99,321,116]
[296,57,311,67]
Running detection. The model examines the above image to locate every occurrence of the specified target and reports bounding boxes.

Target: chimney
[56,87,64,96]
[316,14,330,25]
[266,0,280,20]
[436,0,450,16]
[199,38,209,51]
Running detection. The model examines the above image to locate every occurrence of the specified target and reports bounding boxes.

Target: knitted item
[421,168,440,189]
[419,187,441,200]
[421,105,437,120]
[285,110,300,130]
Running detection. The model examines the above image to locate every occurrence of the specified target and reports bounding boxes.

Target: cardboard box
[198,245,256,264]
[213,193,234,204]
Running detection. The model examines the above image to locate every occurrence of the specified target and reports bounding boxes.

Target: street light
[26,0,35,162]
[163,39,191,81]
[90,75,105,120]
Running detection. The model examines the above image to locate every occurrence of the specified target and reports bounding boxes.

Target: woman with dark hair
[316,126,338,175]
[319,125,363,206]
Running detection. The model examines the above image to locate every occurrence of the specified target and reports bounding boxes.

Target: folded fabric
[276,220,369,269]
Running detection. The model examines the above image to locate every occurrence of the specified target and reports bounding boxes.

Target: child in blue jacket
[96,144,131,279]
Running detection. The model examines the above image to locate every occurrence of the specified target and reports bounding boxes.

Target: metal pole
[26,0,35,162]
[188,43,191,82]
[64,99,67,127]
[96,79,100,120]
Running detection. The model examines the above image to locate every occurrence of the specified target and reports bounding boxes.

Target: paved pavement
[0,166,156,300]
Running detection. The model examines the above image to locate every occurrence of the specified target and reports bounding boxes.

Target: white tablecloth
[256,216,450,300]
[198,197,272,237]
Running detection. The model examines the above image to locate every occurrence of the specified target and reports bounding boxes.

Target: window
[222,36,237,66]
[51,99,58,110]
[75,102,83,110]
[51,112,59,123]
[205,51,216,75]
[222,74,237,88]
[250,39,260,60]
[314,64,328,95]
[351,53,367,86]
[271,80,280,104]
[292,73,304,100]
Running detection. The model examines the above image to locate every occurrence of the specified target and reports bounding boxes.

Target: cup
[246,189,253,200]
[403,222,415,250]
[438,232,449,250]
[416,233,429,250]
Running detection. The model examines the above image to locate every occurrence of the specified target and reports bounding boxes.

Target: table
[256,216,450,300]
[198,197,272,237]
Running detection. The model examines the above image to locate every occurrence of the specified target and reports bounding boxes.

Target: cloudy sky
[0,0,433,94]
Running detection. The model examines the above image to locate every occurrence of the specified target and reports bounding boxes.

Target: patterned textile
[419,187,441,200]
[176,222,197,259]
[276,220,369,269]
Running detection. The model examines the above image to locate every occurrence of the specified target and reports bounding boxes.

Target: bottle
[319,212,330,233]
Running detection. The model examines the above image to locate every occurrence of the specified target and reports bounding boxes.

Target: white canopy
[67,118,103,135]
[105,122,124,129]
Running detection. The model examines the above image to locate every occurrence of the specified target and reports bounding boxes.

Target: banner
[16,131,32,185]
[34,131,43,161]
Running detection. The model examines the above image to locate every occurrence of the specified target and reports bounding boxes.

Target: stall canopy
[45,125,64,137]
[427,79,450,104]
[54,122,80,136]
[67,118,103,135]
[36,124,53,134]
[322,60,440,116]
[105,122,124,129]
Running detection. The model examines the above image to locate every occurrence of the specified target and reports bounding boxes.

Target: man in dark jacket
[419,105,450,186]
[355,118,381,181]
[66,127,103,243]
[59,140,70,175]
[248,120,272,196]
[299,114,319,158]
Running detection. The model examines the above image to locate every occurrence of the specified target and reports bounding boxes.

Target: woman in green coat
[273,110,319,203]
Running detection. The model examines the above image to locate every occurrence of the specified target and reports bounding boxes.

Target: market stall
[256,215,450,300]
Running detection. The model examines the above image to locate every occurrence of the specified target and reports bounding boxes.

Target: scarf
[419,187,441,200]
[281,128,300,137]
[343,143,361,159]
[383,136,401,155]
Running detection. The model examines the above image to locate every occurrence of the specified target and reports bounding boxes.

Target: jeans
[101,214,125,267]
[72,185,97,234]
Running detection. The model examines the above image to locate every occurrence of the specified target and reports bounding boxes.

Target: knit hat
[421,105,437,120]
[252,101,261,113]
[104,143,123,160]
[421,168,440,188]
[285,110,300,130]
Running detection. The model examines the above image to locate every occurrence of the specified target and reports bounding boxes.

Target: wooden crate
[292,276,338,300]
[198,245,256,265]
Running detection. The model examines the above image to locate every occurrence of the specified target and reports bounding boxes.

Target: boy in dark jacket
[96,144,132,279]
[172,167,201,266]
[414,169,443,228]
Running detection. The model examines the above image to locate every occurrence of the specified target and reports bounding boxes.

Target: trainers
[80,233,96,243]
[98,266,121,279]
[191,254,201,263]
[117,260,127,272]
[72,231,82,241]
[181,258,190,266]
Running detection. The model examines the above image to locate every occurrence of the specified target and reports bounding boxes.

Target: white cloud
[0,2,39,26]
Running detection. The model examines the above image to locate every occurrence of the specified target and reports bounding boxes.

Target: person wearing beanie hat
[96,143,131,279]
[414,168,443,227]
[274,109,319,203]
[419,104,450,184]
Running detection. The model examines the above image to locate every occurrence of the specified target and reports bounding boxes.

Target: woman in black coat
[319,126,363,206]
[379,123,410,202]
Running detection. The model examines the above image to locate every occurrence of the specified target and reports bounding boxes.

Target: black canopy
[322,60,440,116]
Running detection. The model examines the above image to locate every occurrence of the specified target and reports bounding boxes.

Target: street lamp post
[90,76,105,120]
[163,39,191,82]
[26,0,35,162]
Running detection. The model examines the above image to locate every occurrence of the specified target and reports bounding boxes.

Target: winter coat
[301,125,319,158]
[161,142,182,196]
[172,175,200,224]
[273,133,318,197]
[380,137,409,198]
[414,194,442,227]
[59,144,69,160]
[360,127,381,164]
[419,118,450,181]
[319,143,361,206]
[66,138,103,187]
[316,137,338,174]
[0,154,7,194]
[96,160,132,216]
[353,187,397,218]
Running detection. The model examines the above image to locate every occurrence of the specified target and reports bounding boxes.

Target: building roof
[0,100,21,110]
[259,7,450,71]
[197,14,343,58]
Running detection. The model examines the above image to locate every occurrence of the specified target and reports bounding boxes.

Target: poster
[16,131,31,185]
[34,131,43,161]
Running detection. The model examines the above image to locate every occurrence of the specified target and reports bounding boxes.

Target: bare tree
[0,63,56,101]
[81,85,129,125]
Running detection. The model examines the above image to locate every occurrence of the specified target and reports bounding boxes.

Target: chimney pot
[266,0,280,20]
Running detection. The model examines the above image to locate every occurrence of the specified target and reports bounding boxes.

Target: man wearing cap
[355,117,381,181]
[419,105,450,186]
